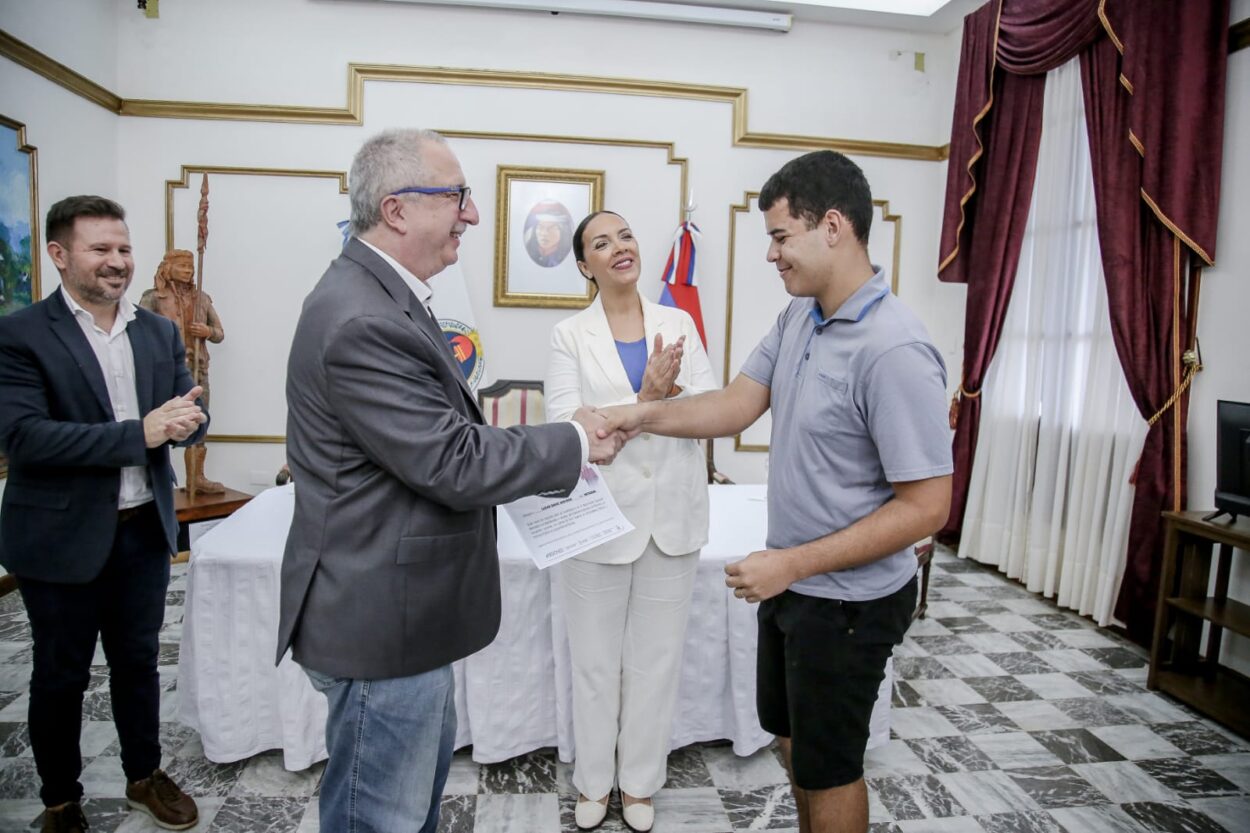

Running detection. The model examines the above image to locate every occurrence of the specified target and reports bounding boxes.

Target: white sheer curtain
[958,57,1148,627]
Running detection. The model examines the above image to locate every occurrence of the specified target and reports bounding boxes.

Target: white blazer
[546,295,718,564]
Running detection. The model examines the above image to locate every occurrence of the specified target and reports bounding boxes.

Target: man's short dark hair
[45,196,126,247]
[758,151,872,244]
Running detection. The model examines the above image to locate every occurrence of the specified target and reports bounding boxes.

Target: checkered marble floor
[0,549,1248,832]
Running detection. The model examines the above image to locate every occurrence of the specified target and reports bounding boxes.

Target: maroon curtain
[936,0,1103,544]
[937,0,1229,642]
[1082,0,1228,641]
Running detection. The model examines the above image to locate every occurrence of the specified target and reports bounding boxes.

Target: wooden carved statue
[140,249,226,493]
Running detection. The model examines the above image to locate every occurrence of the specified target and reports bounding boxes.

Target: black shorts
[756,578,916,790]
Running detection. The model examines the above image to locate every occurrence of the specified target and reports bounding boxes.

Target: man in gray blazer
[279,129,622,833]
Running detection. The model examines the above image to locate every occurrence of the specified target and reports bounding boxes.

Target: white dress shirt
[61,286,154,508]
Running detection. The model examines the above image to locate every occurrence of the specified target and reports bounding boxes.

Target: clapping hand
[638,334,685,402]
[143,386,207,448]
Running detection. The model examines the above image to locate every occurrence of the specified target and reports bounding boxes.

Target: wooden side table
[1148,510,1250,738]
[173,486,253,562]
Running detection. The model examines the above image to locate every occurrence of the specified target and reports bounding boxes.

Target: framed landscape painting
[0,115,39,478]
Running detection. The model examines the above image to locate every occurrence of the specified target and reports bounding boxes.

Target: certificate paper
[503,464,633,569]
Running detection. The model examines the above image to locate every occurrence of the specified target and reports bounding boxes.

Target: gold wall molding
[0,30,122,112]
[166,165,348,446]
[0,29,948,162]
[166,135,687,240]
[878,199,903,296]
[443,130,688,225]
[723,192,902,453]
[169,137,679,437]
[164,165,350,250]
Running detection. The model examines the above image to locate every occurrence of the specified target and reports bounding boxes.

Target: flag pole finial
[683,189,697,223]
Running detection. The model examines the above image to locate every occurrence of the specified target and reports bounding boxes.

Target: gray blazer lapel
[419,306,484,420]
[343,239,484,420]
[45,292,113,418]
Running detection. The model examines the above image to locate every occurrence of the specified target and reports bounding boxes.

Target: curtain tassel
[1145,348,1203,429]
[1130,347,1203,486]
[950,383,981,430]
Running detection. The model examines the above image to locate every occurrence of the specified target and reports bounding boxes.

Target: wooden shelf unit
[1153,667,1250,739]
[1148,510,1250,737]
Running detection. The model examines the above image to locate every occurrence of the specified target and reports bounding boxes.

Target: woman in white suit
[546,211,717,832]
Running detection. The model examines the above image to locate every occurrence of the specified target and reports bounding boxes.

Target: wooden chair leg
[912,541,934,621]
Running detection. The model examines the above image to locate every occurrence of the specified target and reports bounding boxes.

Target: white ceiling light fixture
[781,0,947,13]
[363,0,793,32]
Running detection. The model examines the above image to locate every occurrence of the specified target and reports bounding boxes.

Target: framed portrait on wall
[494,166,603,309]
[0,115,40,479]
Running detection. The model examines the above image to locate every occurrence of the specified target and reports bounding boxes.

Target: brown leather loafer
[125,769,198,830]
[41,801,88,833]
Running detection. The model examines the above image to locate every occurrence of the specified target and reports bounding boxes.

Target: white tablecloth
[178,483,891,771]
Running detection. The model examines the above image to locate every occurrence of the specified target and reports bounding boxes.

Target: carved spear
[193,173,209,379]
[187,173,210,500]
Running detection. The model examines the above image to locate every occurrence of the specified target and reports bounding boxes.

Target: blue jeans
[305,664,456,833]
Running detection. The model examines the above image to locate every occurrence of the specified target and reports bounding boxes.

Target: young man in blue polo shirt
[599,150,952,833]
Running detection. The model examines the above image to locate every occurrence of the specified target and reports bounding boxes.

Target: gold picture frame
[494,166,603,309]
[0,114,40,480]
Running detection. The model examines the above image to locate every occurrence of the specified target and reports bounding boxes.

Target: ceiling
[644,0,985,32]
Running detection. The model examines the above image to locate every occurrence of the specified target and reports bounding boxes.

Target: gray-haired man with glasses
[389,183,473,211]
[279,129,625,833]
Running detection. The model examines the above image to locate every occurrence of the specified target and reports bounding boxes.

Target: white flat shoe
[622,799,654,833]
[575,795,609,830]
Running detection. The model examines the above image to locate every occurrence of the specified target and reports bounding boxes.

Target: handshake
[568,332,684,465]
[570,405,646,465]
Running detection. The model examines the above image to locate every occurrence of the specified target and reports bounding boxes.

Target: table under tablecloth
[178,483,890,771]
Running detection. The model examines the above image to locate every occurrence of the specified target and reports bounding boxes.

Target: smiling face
[49,216,134,310]
[763,198,836,300]
[387,140,480,280]
[577,212,641,290]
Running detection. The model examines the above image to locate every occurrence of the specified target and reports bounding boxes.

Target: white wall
[0,4,121,502]
[1190,0,1250,676]
[4,0,1244,658]
[1,0,119,90]
[2,0,967,491]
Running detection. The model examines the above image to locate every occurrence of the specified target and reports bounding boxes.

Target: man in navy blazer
[0,196,208,833]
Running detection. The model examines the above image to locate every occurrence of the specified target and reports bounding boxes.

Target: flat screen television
[1207,400,1250,522]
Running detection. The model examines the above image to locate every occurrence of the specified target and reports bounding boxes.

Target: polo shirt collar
[809,267,889,325]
